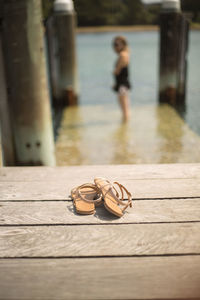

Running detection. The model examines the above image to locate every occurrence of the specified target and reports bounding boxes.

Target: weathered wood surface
[1,0,56,166]
[1,223,200,257]
[1,164,200,201]
[1,163,200,180]
[0,164,200,300]
[1,178,200,200]
[0,198,200,225]
[0,256,200,300]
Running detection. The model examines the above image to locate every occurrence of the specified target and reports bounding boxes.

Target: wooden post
[46,15,61,106]
[159,0,189,111]
[176,15,189,111]
[46,0,79,107]
[1,0,56,166]
[0,34,16,166]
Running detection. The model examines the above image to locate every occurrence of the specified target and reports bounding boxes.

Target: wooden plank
[0,256,200,299]
[1,164,200,181]
[0,223,200,257]
[0,198,200,225]
[1,163,200,181]
[1,177,200,200]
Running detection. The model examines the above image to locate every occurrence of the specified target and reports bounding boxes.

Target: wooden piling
[159,0,189,111]
[1,0,56,166]
[0,35,15,166]
[46,0,79,107]
[46,16,61,106]
[176,15,189,110]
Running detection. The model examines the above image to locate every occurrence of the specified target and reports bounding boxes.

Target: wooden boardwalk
[0,164,200,299]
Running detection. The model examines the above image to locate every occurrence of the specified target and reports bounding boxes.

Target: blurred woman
[112,36,131,122]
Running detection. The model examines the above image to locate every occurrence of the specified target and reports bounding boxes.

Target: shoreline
[76,25,159,33]
[76,24,200,33]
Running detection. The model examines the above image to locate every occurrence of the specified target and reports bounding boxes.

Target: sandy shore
[76,24,200,33]
[191,23,200,30]
[76,25,159,33]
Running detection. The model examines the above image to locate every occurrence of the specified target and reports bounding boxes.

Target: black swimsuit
[113,66,131,92]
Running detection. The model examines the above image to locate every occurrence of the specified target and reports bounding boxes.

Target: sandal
[94,177,132,217]
[71,183,103,215]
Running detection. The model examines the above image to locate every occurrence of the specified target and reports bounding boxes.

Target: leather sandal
[94,177,132,217]
[71,183,103,215]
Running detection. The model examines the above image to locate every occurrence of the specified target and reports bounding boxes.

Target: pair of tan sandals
[71,177,132,217]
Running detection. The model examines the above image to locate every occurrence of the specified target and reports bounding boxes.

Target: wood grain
[1,177,200,201]
[0,198,200,225]
[0,223,200,257]
[1,165,200,300]
[0,256,200,299]
[1,164,200,181]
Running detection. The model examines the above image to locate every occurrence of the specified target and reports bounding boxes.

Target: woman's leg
[118,86,130,122]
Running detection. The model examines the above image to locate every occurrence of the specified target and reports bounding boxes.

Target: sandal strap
[101,181,119,198]
[113,182,132,212]
[99,179,132,212]
[77,183,102,204]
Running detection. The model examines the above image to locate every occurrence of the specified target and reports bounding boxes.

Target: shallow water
[56,30,200,166]
[76,30,200,134]
[56,104,200,165]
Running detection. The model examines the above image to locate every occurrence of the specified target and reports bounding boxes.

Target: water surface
[56,30,200,165]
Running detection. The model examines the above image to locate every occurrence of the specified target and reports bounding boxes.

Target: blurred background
[0,0,200,166]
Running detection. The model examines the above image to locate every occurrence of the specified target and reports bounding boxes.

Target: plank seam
[1,220,200,227]
[1,253,200,259]
[1,176,200,182]
[1,197,200,202]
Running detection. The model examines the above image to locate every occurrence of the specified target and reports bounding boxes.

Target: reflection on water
[56,103,200,165]
[111,123,137,164]
[157,105,183,163]
[56,107,86,165]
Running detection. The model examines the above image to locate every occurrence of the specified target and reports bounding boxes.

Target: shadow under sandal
[71,183,103,215]
[94,177,132,217]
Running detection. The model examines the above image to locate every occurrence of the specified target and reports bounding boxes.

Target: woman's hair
[113,36,128,50]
